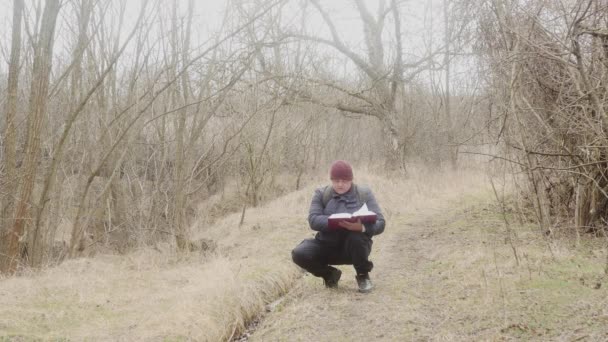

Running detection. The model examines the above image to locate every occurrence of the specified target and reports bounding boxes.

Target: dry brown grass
[0,250,296,340]
[0,165,490,341]
[250,166,608,341]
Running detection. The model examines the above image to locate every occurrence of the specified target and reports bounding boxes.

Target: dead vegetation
[1,0,608,340]
[251,171,608,341]
[478,0,608,237]
[0,167,489,341]
[0,0,486,272]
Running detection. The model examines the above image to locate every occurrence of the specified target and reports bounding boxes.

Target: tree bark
[171,0,195,251]
[28,0,94,267]
[4,0,61,273]
[0,0,24,273]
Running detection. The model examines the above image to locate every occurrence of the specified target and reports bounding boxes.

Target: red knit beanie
[330,160,353,180]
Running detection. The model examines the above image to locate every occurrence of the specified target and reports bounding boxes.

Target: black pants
[291,232,373,278]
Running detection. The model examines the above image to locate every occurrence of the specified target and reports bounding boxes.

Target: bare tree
[0,0,488,272]
[0,0,24,272]
[290,0,417,170]
[28,0,97,267]
[3,0,61,273]
[479,0,608,235]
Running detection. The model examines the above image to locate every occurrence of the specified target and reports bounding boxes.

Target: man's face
[331,178,352,195]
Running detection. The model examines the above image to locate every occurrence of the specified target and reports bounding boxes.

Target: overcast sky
[0,0,433,64]
[0,0,476,92]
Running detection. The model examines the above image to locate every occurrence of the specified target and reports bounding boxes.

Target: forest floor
[1,168,608,341]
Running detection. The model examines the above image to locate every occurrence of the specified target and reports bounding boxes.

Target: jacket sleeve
[308,188,329,232]
[363,190,385,237]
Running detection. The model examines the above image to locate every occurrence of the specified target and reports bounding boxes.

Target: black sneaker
[323,268,342,288]
[356,274,373,293]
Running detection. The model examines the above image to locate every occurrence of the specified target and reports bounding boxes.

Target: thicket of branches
[0,0,487,273]
[479,0,608,236]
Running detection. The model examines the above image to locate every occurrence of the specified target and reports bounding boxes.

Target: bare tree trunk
[381,114,403,171]
[239,106,278,226]
[0,0,24,273]
[4,0,61,273]
[527,157,552,234]
[172,0,195,251]
[28,0,94,267]
[95,0,129,251]
[443,0,457,169]
[574,181,589,244]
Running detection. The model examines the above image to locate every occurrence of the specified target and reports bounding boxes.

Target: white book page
[329,213,352,219]
[354,203,375,216]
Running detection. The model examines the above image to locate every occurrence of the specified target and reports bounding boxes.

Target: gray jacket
[308,184,386,244]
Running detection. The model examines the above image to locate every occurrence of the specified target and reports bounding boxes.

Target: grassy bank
[1,167,541,340]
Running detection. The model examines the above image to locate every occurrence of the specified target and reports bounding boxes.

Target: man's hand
[339,219,364,232]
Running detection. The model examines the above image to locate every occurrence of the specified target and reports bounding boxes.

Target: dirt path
[246,189,608,341]
[246,197,474,341]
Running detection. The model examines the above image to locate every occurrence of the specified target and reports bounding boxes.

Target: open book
[328,203,377,230]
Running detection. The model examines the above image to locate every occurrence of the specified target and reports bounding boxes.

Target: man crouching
[291,160,386,293]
